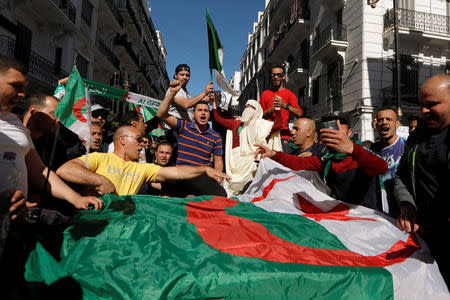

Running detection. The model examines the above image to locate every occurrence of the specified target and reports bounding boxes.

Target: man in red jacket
[255,116,388,212]
[260,64,303,154]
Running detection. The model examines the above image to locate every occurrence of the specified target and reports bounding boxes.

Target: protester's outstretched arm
[156,80,182,128]
[155,165,230,183]
[56,158,115,195]
[26,149,104,210]
[172,81,214,109]
[254,144,276,159]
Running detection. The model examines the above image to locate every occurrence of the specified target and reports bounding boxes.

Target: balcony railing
[51,0,76,24]
[271,8,310,55]
[384,8,450,35]
[28,50,69,86]
[0,35,15,57]
[312,24,347,56]
[106,0,123,26]
[96,35,120,69]
[115,34,140,67]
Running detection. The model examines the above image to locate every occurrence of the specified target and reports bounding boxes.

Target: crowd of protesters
[0,54,449,292]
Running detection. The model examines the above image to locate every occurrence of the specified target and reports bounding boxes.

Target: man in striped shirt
[157,80,227,197]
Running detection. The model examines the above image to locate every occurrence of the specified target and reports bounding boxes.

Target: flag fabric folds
[54,67,91,141]
[24,159,449,299]
[206,9,240,97]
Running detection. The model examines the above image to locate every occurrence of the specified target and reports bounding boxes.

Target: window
[76,54,89,78]
[82,0,93,26]
[312,79,319,105]
[399,55,418,103]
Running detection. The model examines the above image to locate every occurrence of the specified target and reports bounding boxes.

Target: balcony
[115,34,139,66]
[96,36,120,70]
[51,0,76,24]
[286,56,308,89]
[268,8,310,63]
[312,24,348,62]
[383,8,450,47]
[0,35,15,57]
[105,0,123,26]
[315,0,346,12]
[28,51,70,86]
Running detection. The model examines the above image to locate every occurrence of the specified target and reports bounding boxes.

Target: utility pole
[368,0,401,117]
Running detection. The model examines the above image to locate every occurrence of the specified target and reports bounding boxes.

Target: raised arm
[156,80,182,128]
[56,158,115,195]
[26,149,104,210]
[155,165,230,183]
[173,81,214,109]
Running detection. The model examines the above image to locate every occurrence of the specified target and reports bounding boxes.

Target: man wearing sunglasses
[260,64,303,154]
[56,125,230,196]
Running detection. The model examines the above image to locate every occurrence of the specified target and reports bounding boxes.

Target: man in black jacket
[395,74,449,286]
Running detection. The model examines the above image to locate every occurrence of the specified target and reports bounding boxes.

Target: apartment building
[0,0,169,115]
[238,0,449,141]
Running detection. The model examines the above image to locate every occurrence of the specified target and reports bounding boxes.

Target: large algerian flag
[24,159,448,299]
[54,67,91,141]
[206,9,240,97]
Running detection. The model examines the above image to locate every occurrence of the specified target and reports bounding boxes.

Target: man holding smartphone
[260,63,303,154]
[255,116,388,213]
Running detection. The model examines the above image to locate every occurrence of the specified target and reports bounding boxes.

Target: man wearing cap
[91,104,109,128]
[260,63,303,154]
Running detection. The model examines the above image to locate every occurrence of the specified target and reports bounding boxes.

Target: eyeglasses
[271,73,284,78]
[92,110,108,118]
[123,135,144,143]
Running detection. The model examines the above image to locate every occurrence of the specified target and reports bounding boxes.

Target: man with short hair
[67,122,103,159]
[108,109,147,162]
[255,116,388,211]
[154,141,173,166]
[22,93,68,169]
[291,118,326,157]
[157,80,226,197]
[395,74,450,285]
[407,114,420,134]
[260,64,303,154]
[56,126,229,196]
[165,64,214,124]
[370,108,405,216]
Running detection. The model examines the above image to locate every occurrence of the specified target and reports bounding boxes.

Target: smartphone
[323,120,338,130]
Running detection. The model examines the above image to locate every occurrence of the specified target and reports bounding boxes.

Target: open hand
[205,167,230,183]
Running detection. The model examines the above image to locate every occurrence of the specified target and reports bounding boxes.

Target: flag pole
[40,123,61,210]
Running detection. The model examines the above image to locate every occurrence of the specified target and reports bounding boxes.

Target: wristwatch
[285,104,290,110]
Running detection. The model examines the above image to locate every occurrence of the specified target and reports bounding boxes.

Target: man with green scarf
[255,116,388,212]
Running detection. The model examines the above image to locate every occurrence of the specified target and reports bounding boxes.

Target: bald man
[394,74,450,285]
[291,118,325,157]
[56,126,230,196]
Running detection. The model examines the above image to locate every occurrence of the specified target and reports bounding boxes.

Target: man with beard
[157,80,226,197]
[395,74,450,286]
[212,96,282,195]
[260,64,303,154]
[370,108,405,217]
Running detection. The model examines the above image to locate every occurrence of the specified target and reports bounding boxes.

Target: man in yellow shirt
[57,126,230,196]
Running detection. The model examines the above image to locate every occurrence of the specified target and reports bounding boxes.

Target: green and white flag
[206,9,240,97]
[54,67,91,141]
